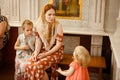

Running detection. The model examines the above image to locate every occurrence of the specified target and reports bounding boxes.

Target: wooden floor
[0,64,15,80]
[0,63,111,80]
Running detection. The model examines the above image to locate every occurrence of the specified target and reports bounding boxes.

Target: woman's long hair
[35,4,58,45]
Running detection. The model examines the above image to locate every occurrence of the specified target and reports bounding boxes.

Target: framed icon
[49,0,82,20]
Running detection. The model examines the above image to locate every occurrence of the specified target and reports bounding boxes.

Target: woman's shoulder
[55,21,63,35]
[55,21,62,29]
[55,20,61,26]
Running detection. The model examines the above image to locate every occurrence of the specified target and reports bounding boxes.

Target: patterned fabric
[16,33,36,55]
[66,61,90,80]
[14,33,36,80]
[0,16,8,22]
[24,34,64,80]
[35,21,62,51]
[0,15,9,66]
[0,16,9,49]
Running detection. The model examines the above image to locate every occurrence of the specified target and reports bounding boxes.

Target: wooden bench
[59,53,106,80]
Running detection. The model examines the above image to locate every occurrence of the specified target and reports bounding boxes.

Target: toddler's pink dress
[66,61,90,80]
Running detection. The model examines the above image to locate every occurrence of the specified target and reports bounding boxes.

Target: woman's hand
[37,52,47,59]
[30,52,38,61]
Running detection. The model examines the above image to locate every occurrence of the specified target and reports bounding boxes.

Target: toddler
[56,46,91,80]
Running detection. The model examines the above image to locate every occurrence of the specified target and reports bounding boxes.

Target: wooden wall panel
[79,35,91,53]
[1,28,111,74]
[3,27,18,65]
[102,36,112,73]
[64,34,91,53]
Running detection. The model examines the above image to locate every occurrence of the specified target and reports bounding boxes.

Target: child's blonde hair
[21,19,33,30]
[73,46,91,67]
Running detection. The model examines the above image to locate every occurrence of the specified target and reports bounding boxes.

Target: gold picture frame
[49,0,82,20]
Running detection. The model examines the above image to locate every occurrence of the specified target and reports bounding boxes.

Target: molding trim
[1,0,107,34]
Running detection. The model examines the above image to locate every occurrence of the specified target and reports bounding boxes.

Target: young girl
[56,46,91,80]
[14,19,41,80]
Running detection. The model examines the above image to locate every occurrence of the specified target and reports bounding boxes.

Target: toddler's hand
[56,67,62,72]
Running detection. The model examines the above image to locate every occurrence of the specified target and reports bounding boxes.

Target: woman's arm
[33,36,42,54]
[41,24,63,58]
[0,21,7,37]
[33,27,42,54]
[30,30,42,61]
[31,36,42,60]
[56,66,74,76]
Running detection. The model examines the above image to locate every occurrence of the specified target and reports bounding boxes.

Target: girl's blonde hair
[21,19,33,30]
[73,46,91,67]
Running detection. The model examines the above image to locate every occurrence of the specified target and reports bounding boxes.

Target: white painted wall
[104,0,120,33]
[0,0,120,34]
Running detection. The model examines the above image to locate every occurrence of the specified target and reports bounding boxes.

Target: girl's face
[73,52,76,60]
[24,26,33,37]
[45,8,55,23]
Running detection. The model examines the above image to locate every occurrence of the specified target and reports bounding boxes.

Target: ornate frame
[49,0,82,20]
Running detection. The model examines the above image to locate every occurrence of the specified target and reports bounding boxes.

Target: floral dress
[24,23,64,80]
[15,33,36,80]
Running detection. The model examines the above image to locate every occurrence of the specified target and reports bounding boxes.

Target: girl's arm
[40,24,63,58]
[56,66,75,76]
[14,36,29,50]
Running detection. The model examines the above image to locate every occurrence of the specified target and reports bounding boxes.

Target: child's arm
[56,67,75,76]
[14,36,29,50]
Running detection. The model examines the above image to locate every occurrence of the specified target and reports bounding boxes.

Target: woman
[24,4,64,80]
[0,8,9,67]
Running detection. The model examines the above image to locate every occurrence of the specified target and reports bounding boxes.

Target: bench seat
[59,53,106,80]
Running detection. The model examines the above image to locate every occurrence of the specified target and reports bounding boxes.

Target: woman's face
[45,8,55,23]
